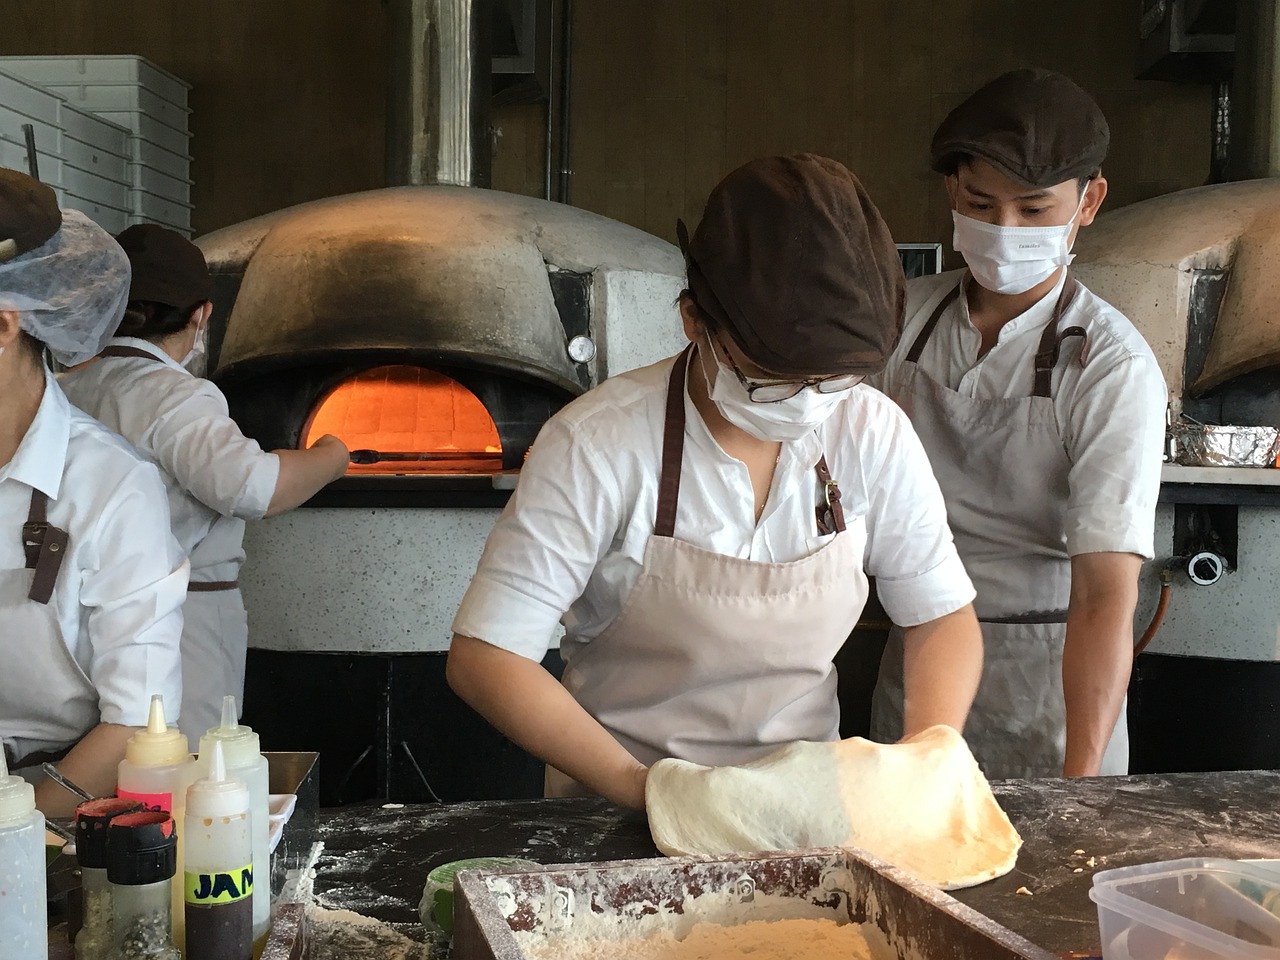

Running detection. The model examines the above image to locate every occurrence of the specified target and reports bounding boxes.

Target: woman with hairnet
[61,224,350,741]
[0,169,187,817]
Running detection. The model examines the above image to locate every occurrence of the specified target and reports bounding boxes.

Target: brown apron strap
[98,345,163,362]
[813,456,846,535]
[4,740,75,771]
[188,580,240,593]
[654,347,692,539]
[1032,273,1084,398]
[905,282,963,363]
[22,489,68,605]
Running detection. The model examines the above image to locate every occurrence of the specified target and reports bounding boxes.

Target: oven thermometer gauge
[567,335,597,364]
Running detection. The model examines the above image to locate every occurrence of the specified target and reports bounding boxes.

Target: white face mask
[181,316,209,377]
[697,341,847,443]
[952,189,1087,295]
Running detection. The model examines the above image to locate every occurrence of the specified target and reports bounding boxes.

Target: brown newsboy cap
[0,168,62,264]
[678,154,905,378]
[115,223,213,308]
[931,68,1109,188]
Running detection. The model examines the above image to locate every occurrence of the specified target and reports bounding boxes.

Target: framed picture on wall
[896,243,943,280]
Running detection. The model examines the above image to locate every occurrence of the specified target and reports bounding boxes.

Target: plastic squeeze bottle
[184,742,253,960]
[117,695,197,953]
[198,696,269,946]
[0,749,46,960]
[75,797,144,960]
[107,811,180,960]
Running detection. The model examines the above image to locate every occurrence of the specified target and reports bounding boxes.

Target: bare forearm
[901,605,983,737]
[266,437,350,516]
[1061,552,1141,777]
[446,634,648,808]
[34,723,137,818]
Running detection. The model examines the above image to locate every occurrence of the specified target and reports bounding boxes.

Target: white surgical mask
[697,341,848,443]
[182,318,209,377]
[952,190,1087,295]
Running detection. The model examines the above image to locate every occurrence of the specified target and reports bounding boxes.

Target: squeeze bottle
[75,797,144,960]
[185,742,252,960]
[198,696,270,945]
[107,811,180,960]
[0,748,46,960]
[117,694,197,953]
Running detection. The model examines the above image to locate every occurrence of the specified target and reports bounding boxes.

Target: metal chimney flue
[387,0,492,188]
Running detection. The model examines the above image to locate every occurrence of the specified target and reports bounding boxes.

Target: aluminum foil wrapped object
[1170,420,1280,467]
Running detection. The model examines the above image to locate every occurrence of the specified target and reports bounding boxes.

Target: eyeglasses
[708,335,864,403]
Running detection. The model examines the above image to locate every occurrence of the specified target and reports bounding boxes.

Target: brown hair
[115,299,202,341]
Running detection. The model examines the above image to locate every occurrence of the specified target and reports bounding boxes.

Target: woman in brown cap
[61,224,350,741]
[448,155,983,808]
[0,170,187,817]
[870,69,1167,780]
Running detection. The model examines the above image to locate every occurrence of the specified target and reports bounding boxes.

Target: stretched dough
[645,725,1021,890]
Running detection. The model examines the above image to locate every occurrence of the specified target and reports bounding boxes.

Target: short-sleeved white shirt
[60,337,280,582]
[453,352,976,662]
[0,371,188,757]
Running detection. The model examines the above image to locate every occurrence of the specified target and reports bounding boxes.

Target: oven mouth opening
[302,364,503,475]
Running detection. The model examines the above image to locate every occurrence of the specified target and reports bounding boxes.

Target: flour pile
[522,918,873,960]
[645,724,1021,890]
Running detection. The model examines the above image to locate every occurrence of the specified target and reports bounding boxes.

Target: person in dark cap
[870,70,1167,780]
[0,170,188,817]
[447,155,983,808]
[61,224,350,742]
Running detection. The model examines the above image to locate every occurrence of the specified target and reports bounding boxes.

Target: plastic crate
[1090,858,1280,960]
[133,189,192,232]
[0,102,60,158]
[0,134,61,184]
[0,68,62,126]
[61,163,131,210]
[128,162,191,204]
[0,55,188,109]
[59,190,131,235]
[61,134,128,182]
[58,100,130,157]
[44,82,189,131]
[96,110,189,156]
[130,135,189,180]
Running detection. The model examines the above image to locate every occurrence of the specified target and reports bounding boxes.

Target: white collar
[105,336,193,375]
[1,367,71,499]
[959,270,1069,346]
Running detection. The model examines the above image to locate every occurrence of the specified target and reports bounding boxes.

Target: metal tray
[452,848,1056,960]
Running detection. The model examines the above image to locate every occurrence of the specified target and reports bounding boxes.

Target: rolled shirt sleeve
[79,460,188,726]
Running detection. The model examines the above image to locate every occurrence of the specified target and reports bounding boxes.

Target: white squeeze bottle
[185,741,253,960]
[0,749,46,960]
[198,696,270,947]
[118,694,198,954]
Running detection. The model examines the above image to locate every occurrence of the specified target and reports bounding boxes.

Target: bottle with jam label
[184,741,252,960]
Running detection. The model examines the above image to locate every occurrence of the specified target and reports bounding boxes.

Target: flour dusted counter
[296,771,1280,957]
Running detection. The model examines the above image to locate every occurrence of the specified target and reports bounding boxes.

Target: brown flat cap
[116,223,213,308]
[0,168,62,264]
[679,154,904,378]
[931,69,1109,188]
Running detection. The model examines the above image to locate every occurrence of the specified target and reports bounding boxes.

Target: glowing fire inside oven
[303,365,502,474]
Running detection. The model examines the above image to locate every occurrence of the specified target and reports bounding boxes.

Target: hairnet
[0,209,131,366]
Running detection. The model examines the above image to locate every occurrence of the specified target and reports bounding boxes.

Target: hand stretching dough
[645,725,1021,890]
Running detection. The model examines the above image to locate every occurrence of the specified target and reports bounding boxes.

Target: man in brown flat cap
[871,69,1167,779]
[449,155,983,808]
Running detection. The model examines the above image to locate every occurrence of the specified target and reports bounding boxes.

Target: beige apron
[546,348,870,796]
[1,488,99,769]
[871,274,1128,779]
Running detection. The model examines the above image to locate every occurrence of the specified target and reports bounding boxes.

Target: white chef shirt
[872,270,1167,559]
[0,370,187,757]
[60,338,280,582]
[454,352,976,662]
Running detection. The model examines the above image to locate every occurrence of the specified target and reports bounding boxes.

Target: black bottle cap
[107,811,177,885]
[74,797,144,870]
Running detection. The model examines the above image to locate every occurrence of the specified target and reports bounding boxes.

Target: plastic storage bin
[1090,858,1280,960]
[59,100,130,158]
[0,133,61,184]
[44,82,190,131]
[0,55,189,109]
[97,110,189,156]
[0,68,62,126]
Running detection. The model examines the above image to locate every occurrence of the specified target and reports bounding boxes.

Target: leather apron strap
[907,272,1085,400]
[655,347,846,539]
[188,580,239,593]
[98,345,163,362]
[22,489,69,605]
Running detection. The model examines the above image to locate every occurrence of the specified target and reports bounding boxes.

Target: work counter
[308,770,1280,956]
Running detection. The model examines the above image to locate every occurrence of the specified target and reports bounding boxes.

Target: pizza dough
[644,725,1021,890]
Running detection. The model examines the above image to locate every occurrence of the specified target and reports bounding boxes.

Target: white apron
[98,345,247,742]
[546,348,870,796]
[871,274,1128,779]
[1,488,99,769]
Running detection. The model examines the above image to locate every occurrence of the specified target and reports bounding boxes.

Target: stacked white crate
[0,56,193,236]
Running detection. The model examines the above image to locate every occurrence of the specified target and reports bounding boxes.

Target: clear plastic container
[1090,858,1280,960]
[0,750,46,960]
